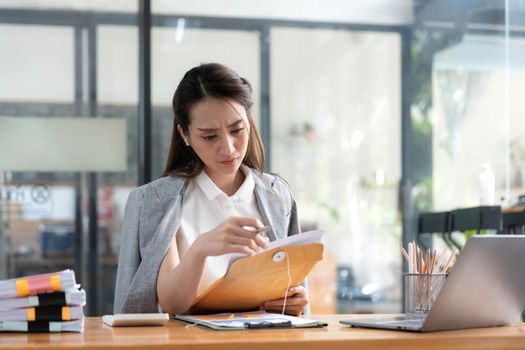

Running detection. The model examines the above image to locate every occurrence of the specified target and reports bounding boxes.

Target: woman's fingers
[225,232,269,250]
[288,286,306,295]
[232,216,264,229]
[260,286,308,315]
[263,296,307,308]
[230,224,263,237]
[262,304,304,317]
[225,236,269,256]
[227,225,269,249]
[253,233,270,248]
[199,216,270,257]
[227,244,258,256]
[227,235,260,252]
[230,217,269,242]
[268,307,303,315]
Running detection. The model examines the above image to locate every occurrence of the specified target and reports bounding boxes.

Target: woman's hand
[260,286,309,316]
[191,216,269,259]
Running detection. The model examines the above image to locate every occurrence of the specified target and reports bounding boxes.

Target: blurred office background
[0,0,524,316]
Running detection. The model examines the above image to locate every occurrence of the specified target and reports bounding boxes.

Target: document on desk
[188,230,324,314]
[0,288,86,310]
[0,270,77,299]
[0,319,84,332]
[0,305,84,321]
[174,310,327,330]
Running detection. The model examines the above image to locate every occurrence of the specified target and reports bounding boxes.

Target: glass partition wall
[0,5,139,316]
[410,1,525,254]
[1,0,523,316]
[270,27,402,312]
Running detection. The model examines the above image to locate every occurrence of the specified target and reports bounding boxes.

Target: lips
[219,158,238,166]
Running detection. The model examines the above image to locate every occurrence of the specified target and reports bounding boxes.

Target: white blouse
[176,165,264,296]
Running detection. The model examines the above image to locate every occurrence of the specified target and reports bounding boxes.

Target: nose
[219,135,235,156]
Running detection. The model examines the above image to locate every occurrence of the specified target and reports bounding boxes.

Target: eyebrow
[197,119,243,132]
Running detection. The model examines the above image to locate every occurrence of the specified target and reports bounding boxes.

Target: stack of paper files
[0,270,85,332]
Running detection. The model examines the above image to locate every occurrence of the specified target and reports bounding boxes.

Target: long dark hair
[162,63,265,178]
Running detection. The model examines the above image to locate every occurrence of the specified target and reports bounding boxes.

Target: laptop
[340,235,525,332]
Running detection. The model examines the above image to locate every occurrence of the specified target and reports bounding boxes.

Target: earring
[185,141,190,146]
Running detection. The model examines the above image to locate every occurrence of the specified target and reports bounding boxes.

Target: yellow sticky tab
[50,274,61,291]
[62,306,70,321]
[27,308,35,321]
[16,279,30,297]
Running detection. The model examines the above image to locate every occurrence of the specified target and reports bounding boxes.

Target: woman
[114,63,308,316]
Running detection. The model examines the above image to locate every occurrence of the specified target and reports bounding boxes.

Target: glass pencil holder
[404,273,447,315]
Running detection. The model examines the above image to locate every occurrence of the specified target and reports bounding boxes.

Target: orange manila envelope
[188,243,324,314]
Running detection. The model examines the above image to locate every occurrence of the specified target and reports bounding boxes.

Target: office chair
[417,206,502,251]
[417,211,450,251]
[447,206,502,249]
[501,211,525,235]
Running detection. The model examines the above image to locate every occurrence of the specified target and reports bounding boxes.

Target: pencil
[435,248,448,273]
[424,249,430,273]
[430,249,436,274]
[400,246,410,263]
[256,225,271,233]
[412,241,417,273]
[443,252,456,273]
[418,247,423,274]
[408,243,413,273]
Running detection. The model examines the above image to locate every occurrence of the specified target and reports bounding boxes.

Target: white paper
[0,319,84,332]
[228,229,324,267]
[0,288,86,310]
[0,305,84,321]
[0,270,77,299]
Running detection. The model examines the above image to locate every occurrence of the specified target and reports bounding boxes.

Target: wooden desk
[1,315,525,350]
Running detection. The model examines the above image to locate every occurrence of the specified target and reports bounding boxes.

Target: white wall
[0,24,74,103]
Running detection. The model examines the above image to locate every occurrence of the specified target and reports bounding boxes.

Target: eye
[231,128,245,135]
[202,135,217,141]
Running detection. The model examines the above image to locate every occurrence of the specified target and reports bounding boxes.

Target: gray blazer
[114,171,301,313]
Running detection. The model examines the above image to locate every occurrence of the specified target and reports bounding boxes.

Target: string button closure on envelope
[272,251,286,263]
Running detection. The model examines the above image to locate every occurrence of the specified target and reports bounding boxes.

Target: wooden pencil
[401,246,410,263]
[442,251,456,273]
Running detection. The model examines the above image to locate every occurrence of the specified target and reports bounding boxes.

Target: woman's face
[182,97,250,180]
